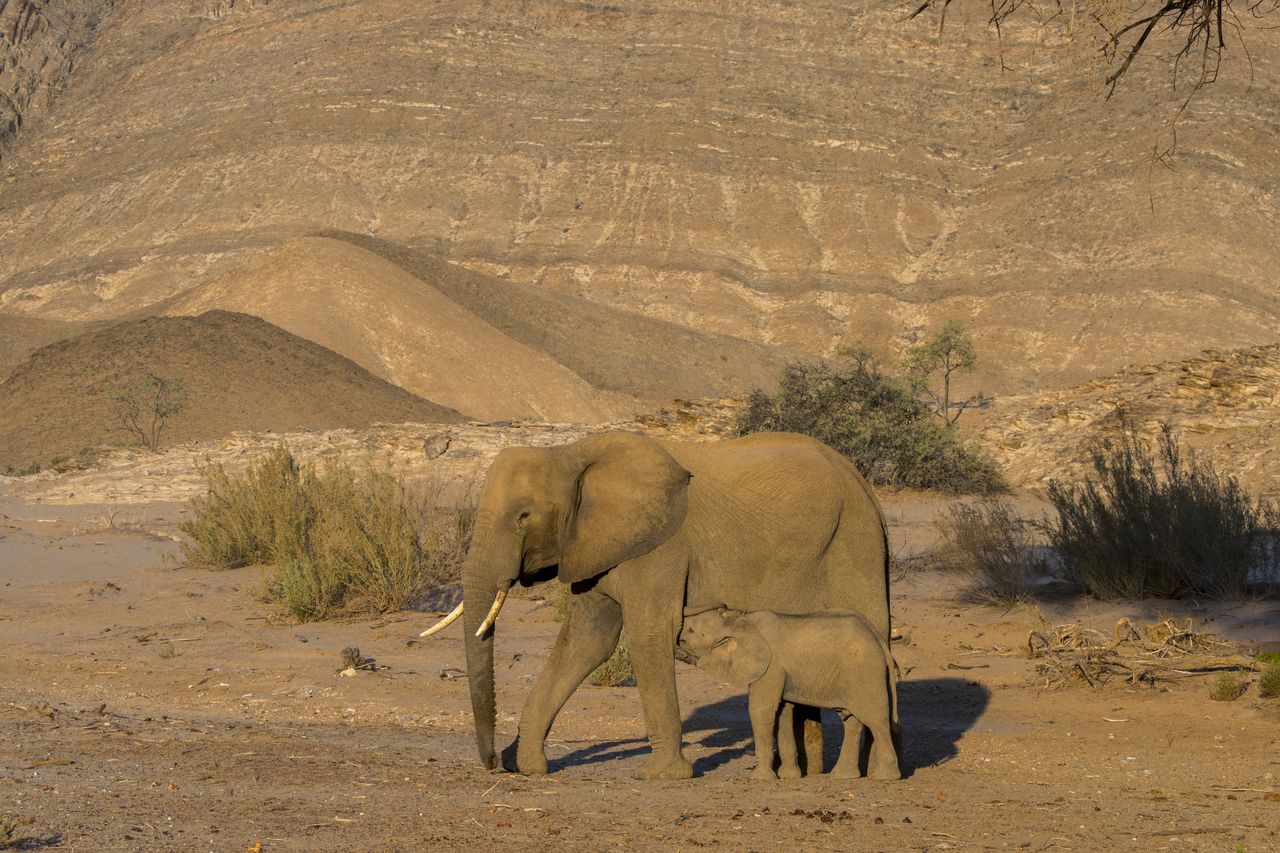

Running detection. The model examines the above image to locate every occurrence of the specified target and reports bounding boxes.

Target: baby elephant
[679,607,900,781]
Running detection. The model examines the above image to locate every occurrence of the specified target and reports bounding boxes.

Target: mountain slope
[0,0,1277,396]
[0,310,463,470]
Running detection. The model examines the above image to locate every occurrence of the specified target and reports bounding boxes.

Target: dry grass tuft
[180,445,472,620]
[1027,617,1257,689]
[933,499,1044,606]
[1208,670,1248,701]
[0,814,19,849]
[589,635,636,687]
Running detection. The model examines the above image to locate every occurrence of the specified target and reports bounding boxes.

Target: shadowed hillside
[0,310,463,471]
[0,312,87,378]
[2,0,1277,399]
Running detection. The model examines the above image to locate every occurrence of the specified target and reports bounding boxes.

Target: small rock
[339,667,358,678]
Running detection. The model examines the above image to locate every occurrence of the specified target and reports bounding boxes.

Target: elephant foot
[829,765,862,780]
[777,763,802,781]
[635,754,693,781]
[505,738,549,775]
[750,765,779,781]
[868,763,901,781]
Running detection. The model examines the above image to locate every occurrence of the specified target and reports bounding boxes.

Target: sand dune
[0,310,463,471]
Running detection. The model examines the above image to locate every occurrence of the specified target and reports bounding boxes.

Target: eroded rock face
[977,344,1280,497]
[0,0,117,154]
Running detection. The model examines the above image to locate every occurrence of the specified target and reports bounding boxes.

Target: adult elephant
[421,430,891,780]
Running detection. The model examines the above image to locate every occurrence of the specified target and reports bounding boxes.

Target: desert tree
[107,373,187,452]
[904,319,988,425]
[736,345,1005,493]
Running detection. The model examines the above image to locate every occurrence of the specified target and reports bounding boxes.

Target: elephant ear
[697,618,771,687]
[558,432,691,584]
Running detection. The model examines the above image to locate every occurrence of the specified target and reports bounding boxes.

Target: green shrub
[589,634,636,687]
[1260,661,1280,699]
[1208,670,1247,701]
[736,349,1005,494]
[1045,424,1280,600]
[934,499,1044,605]
[180,446,471,620]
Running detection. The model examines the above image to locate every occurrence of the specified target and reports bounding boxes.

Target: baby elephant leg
[775,702,802,780]
[747,671,785,780]
[830,712,864,779]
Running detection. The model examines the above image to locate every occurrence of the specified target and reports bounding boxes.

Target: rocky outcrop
[1,405,740,505]
[977,344,1280,497]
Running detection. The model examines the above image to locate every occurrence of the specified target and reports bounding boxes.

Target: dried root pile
[1027,617,1258,689]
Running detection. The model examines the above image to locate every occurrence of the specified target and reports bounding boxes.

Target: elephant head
[420,432,691,769]
[679,608,772,687]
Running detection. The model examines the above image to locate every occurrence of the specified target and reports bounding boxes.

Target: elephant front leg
[747,669,785,780]
[617,563,694,779]
[624,621,693,780]
[511,588,622,775]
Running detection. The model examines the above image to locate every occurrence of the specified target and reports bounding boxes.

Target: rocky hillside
[0,0,115,154]
[977,344,1280,496]
[0,310,463,471]
[1,0,1278,400]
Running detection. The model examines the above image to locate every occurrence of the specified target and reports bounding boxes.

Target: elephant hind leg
[513,588,622,774]
[775,702,801,779]
[793,704,825,776]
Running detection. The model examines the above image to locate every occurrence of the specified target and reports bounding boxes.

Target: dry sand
[2,483,1277,852]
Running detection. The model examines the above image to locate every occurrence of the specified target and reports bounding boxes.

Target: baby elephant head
[679,607,771,687]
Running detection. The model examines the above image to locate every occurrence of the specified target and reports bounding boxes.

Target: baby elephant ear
[698,619,771,687]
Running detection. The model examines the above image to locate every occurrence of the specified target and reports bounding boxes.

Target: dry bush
[180,445,471,620]
[933,499,1044,606]
[589,634,636,687]
[1046,424,1280,600]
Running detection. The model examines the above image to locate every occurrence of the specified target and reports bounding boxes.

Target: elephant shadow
[683,678,990,777]
[550,677,990,777]
[548,696,754,775]
[897,677,992,774]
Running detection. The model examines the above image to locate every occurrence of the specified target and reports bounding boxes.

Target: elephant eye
[516,510,531,523]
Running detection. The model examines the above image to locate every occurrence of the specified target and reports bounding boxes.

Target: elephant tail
[883,640,900,728]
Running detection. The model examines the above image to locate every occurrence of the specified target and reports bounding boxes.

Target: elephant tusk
[419,601,464,637]
[475,585,510,638]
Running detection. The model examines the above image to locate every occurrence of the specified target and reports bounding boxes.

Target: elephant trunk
[460,513,518,770]
[462,568,499,769]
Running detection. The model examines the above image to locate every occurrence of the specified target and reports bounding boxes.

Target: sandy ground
[2,485,1279,852]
